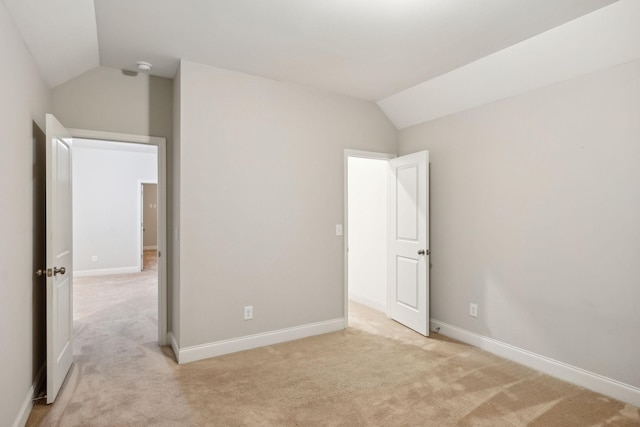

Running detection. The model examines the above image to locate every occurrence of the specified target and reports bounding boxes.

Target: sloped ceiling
[2,0,616,101]
[2,0,99,88]
[379,0,640,128]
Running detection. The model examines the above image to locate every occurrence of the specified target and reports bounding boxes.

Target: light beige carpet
[28,253,639,426]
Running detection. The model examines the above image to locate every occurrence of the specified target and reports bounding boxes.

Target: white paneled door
[387,151,429,336]
[45,114,74,403]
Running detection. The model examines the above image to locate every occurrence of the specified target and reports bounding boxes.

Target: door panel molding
[387,150,429,336]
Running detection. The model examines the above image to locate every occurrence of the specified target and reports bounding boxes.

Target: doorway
[344,150,395,326]
[344,149,430,335]
[347,156,390,313]
[69,129,168,346]
[71,138,160,345]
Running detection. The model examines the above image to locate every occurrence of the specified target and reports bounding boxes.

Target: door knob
[418,249,425,255]
[37,267,66,277]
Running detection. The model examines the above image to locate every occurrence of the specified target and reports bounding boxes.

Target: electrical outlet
[244,306,253,320]
[469,303,478,318]
[92,255,98,262]
[335,224,343,236]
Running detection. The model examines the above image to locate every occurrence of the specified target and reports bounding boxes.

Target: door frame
[139,180,158,272]
[69,128,168,346]
[343,149,396,329]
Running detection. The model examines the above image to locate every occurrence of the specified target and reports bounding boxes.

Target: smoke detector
[136,61,152,72]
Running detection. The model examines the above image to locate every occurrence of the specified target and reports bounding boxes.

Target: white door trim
[68,128,168,346]
[343,150,396,329]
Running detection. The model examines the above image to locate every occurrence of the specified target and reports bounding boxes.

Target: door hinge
[158,251,161,257]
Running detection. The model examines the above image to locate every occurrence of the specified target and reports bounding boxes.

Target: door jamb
[343,149,396,329]
[69,128,168,346]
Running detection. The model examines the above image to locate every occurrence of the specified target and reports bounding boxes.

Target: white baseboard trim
[348,294,386,313]
[143,245,158,250]
[167,331,179,362]
[74,266,139,277]
[430,319,640,407]
[13,385,34,427]
[12,363,46,427]
[177,318,345,364]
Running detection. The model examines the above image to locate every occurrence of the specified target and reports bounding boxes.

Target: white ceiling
[2,0,99,88]
[3,0,616,100]
[378,0,640,128]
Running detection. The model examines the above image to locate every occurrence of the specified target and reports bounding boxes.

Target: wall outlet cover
[470,303,478,318]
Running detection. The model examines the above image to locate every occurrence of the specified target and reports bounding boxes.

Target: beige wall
[0,2,52,426]
[176,61,397,347]
[399,59,640,389]
[52,66,172,138]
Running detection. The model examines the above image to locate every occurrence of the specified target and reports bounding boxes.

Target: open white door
[387,151,429,335]
[45,114,74,403]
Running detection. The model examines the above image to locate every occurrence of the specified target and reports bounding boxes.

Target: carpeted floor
[27,252,640,426]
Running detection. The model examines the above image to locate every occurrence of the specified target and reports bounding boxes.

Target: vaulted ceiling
[3,0,616,101]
